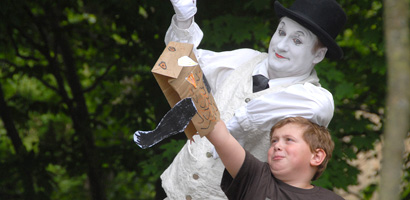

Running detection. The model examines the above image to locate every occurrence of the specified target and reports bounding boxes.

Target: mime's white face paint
[267,17,319,79]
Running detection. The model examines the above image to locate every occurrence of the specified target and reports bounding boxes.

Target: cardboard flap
[151,41,194,79]
[152,41,219,139]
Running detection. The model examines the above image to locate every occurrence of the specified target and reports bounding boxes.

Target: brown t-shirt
[221,151,344,200]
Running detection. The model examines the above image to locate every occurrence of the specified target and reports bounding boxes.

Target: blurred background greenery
[0,0,408,199]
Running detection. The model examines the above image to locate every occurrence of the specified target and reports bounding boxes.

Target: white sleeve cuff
[233,106,253,132]
[165,15,203,49]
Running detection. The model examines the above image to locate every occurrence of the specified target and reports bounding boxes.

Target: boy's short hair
[270,117,334,181]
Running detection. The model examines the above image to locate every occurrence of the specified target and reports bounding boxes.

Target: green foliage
[403,151,410,200]
[0,0,401,199]
[362,183,378,200]
[47,164,88,200]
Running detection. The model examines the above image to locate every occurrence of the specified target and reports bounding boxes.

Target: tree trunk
[380,0,410,199]
[0,82,36,199]
[51,16,107,200]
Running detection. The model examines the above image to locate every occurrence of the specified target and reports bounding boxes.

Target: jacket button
[186,195,192,200]
[193,174,199,180]
[245,98,251,103]
[206,152,213,158]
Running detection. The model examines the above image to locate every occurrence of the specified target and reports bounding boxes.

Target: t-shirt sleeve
[220,151,270,199]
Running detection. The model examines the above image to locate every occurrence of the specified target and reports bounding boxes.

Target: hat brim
[274,1,343,59]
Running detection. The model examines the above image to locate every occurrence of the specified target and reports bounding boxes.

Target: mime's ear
[310,148,326,167]
[312,47,328,64]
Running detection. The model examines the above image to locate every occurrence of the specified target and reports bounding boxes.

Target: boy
[207,117,344,199]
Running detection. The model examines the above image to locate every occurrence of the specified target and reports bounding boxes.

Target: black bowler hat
[274,0,347,59]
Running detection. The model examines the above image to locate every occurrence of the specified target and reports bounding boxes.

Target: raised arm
[227,83,334,143]
[170,0,196,29]
[206,120,246,178]
[166,0,203,48]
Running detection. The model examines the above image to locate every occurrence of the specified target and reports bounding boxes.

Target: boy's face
[267,123,315,181]
[267,17,321,78]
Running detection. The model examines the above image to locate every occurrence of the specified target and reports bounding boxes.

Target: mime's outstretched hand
[170,0,197,22]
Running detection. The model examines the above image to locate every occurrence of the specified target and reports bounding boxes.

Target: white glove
[170,0,197,21]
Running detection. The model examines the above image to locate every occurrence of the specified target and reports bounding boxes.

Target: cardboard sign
[152,41,220,139]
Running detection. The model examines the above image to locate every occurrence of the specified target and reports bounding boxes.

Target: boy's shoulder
[314,186,345,200]
[277,181,344,200]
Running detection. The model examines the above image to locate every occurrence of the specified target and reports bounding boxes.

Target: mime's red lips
[275,53,286,59]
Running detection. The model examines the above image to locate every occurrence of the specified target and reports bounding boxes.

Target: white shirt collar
[253,58,319,88]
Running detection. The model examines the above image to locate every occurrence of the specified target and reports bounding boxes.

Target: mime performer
[160,0,347,199]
